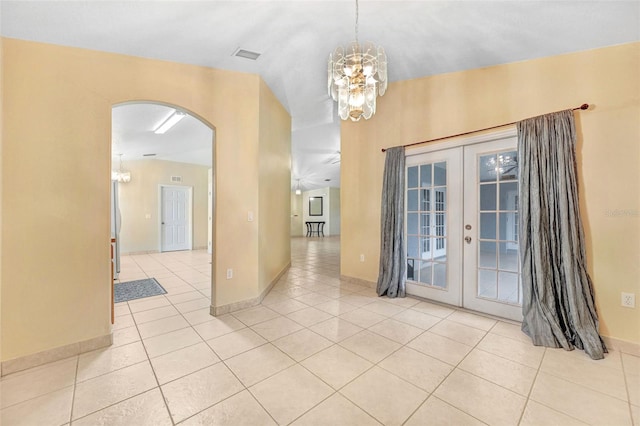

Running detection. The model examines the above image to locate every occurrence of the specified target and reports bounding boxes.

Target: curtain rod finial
[580,103,589,110]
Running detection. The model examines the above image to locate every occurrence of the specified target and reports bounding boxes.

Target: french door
[405,136,523,321]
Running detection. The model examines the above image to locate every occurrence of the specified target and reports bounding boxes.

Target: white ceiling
[112,103,214,168]
[2,1,638,191]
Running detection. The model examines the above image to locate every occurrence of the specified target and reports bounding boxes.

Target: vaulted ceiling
[2,1,638,191]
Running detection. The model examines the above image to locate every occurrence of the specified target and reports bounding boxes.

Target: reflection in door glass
[477,150,521,305]
[406,163,447,288]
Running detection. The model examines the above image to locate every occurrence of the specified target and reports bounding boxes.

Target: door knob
[465,236,472,244]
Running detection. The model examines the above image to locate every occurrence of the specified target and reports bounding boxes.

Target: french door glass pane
[420,164,432,186]
[478,269,497,298]
[499,182,518,210]
[421,189,430,211]
[407,213,419,235]
[407,189,418,211]
[480,213,497,239]
[433,263,447,288]
[407,259,415,280]
[408,166,419,188]
[480,184,497,211]
[419,261,432,284]
[479,155,497,182]
[498,151,518,180]
[498,242,518,271]
[479,241,497,268]
[434,162,447,185]
[498,271,519,303]
[407,235,419,258]
[420,237,430,259]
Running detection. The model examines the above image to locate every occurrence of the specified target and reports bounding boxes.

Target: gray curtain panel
[518,110,606,360]
[377,146,406,297]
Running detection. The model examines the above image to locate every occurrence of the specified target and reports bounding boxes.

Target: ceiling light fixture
[154,110,186,134]
[328,0,387,121]
[112,154,131,183]
[295,179,302,195]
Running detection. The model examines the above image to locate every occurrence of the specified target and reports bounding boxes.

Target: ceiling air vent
[171,176,182,183]
[233,48,261,61]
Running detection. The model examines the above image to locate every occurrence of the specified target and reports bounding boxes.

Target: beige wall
[1,38,291,361]
[118,159,210,254]
[258,79,292,293]
[341,43,640,345]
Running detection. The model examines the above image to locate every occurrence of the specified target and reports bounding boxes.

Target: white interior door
[161,185,191,252]
[405,148,463,306]
[405,135,522,321]
[463,139,522,321]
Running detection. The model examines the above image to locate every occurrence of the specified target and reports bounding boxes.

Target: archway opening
[110,101,216,320]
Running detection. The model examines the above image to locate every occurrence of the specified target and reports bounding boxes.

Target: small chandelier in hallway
[112,154,131,183]
[327,0,388,121]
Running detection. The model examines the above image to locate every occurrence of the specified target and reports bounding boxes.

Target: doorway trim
[158,184,194,252]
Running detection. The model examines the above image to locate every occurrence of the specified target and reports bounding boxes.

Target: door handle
[465,236,472,244]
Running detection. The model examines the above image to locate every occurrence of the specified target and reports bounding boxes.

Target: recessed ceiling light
[143,153,156,157]
[233,48,261,61]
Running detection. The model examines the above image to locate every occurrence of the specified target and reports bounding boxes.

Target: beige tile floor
[1,237,638,425]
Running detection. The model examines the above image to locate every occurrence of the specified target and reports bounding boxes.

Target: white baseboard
[211,262,291,316]
[2,333,112,377]
[602,335,640,357]
[339,274,376,290]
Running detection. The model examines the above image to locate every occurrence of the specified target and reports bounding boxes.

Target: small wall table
[305,221,325,237]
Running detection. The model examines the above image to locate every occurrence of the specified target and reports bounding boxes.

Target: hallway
[1,237,637,425]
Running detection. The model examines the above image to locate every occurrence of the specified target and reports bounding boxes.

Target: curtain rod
[380,103,590,153]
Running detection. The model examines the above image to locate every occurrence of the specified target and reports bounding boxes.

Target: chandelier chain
[355,0,359,44]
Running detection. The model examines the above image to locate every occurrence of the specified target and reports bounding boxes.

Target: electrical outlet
[621,292,635,308]
[359,254,365,262]
[226,268,233,279]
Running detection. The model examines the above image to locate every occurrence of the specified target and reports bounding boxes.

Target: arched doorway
[111,101,216,319]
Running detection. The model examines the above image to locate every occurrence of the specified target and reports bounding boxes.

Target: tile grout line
[618,351,635,425]
[67,355,81,424]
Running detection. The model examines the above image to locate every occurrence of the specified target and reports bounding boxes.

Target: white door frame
[159,184,193,252]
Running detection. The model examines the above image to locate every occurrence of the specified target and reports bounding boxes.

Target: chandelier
[112,154,131,183]
[327,0,387,121]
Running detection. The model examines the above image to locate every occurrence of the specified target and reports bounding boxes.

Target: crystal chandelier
[327,0,387,121]
[112,154,131,183]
